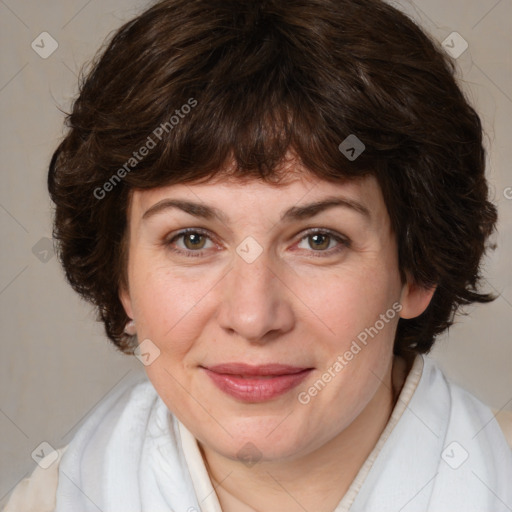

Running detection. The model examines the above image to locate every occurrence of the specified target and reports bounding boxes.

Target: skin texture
[120,159,435,511]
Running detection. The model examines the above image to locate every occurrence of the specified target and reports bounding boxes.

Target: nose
[216,247,295,344]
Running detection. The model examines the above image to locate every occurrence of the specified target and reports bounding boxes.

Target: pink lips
[202,363,313,402]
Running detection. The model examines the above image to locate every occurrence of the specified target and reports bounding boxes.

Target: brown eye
[308,233,332,251]
[165,229,216,257]
[182,232,207,250]
[296,229,350,256]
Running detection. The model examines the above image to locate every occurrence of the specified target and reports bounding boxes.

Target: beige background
[0,0,511,505]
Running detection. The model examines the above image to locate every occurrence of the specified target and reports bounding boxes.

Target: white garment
[4,355,512,511]
[346,357,512,511]
[53,371,201,512]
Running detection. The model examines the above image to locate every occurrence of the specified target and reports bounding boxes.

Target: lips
[201,363,313,402]
[205,363,310,376]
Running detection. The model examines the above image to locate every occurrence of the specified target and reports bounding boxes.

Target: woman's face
[120,162,433,462]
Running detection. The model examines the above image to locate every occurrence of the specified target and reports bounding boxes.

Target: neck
[199,354,412,512]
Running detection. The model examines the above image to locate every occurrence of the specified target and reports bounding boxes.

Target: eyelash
[164,227,350,258]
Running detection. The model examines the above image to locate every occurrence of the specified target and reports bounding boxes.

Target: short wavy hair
[48,0,498,356]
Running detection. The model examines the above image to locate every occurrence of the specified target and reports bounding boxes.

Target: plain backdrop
[0,0,511,505]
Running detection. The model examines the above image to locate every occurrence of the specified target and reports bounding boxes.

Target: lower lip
[202,368,312,402]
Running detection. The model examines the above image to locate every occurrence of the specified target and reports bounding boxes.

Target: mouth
[201,363,314,402]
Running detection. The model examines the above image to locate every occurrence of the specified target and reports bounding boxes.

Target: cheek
[297,262,401,345]
[314,267,401,398]
[128,257,218,354]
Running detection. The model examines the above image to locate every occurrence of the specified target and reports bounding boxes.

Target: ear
[399,273,436,319]
[119,283,134,320]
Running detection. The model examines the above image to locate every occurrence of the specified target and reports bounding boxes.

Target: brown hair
[48,0,497,356]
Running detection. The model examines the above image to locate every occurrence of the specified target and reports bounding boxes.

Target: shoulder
[494,409,512,448]
[420,354,512,449]
[1,446,67,512]
[2,372,151,512]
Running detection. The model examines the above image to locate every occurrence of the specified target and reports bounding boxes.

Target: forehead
[129,170,386,223]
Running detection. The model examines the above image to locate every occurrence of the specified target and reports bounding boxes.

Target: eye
[296,229,350,256]
[165,228,217,257]
[164,227,350,259]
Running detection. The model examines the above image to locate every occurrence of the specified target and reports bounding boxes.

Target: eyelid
[164,227,221,255]
[294,227,351,255]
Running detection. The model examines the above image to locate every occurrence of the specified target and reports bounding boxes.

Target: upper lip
[203,363,312,376]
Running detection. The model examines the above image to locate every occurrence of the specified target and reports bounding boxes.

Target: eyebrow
[142,196,371,223]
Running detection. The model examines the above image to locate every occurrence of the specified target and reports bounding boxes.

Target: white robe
[4,354,512,511]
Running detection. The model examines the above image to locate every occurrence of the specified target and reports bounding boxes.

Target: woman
[4,0,512,510]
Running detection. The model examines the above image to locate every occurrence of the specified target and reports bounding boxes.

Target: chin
[202,415,315,463]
